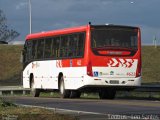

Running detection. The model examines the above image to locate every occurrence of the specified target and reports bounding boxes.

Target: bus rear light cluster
[136,72,141,77]
[136,58,141,77]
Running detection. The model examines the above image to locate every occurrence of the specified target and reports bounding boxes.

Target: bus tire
[70,91,81,98]
[99,88,116,99]
[30,76,40,97]
[59,78,70,98]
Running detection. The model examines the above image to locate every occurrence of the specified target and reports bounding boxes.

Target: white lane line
[15,103,136,120]
[16,103,106,115]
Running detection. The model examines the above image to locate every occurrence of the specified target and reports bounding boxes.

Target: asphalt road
[3,96,160,115]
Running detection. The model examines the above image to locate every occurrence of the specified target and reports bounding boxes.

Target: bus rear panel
[83,25,141,90]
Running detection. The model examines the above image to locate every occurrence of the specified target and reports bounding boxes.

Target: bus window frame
[24,32,86,64]
[90,26,139,57]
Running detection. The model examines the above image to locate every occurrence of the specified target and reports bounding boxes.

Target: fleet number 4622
[127,72,135,76]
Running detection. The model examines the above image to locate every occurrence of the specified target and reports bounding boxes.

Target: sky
[0,0,160,45]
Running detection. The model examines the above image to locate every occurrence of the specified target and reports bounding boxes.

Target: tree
[0,9,20,43]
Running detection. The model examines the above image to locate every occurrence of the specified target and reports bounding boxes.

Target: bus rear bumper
[65,76,141,90]
[82,76,141,88]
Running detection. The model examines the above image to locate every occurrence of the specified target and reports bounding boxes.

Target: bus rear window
[91,26,138,50]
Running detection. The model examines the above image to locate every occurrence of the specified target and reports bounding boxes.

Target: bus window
[68,34,76,57]
[60,35,69,58]
[67,33,85,58]
[44,38,52,58]
[77,33,85,57]
[32,40,37,59]
[37,39,45,59]
[53,37,60,58]
[91,27,138,50]
[26,41,32,62]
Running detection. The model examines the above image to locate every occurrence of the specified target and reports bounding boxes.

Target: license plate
[110,80,119,84]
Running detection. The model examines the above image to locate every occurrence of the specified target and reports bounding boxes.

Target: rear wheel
[99,88,116,99]
[30,78,40,97]
[59,78,70,98]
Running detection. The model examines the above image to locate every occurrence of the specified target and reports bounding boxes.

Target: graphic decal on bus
[107,58,136,68]
[93,71,99,77]
[56,60,62,68]
[32,62,40,69]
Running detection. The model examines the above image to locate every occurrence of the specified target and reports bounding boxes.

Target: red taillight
[136,58,141,77]
[98,51,131,56]
[87,61,93,76]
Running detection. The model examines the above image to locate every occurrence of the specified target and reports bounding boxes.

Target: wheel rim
[60,80,64,94]
[31,82,34,91]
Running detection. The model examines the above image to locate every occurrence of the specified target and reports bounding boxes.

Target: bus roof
[91,24,139,29]
[26,25,88,40]
[26,24,139,40]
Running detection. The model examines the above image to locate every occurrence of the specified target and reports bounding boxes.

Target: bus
[22,24,141,99]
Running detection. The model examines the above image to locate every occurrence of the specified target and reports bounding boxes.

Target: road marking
[16,103,106,115]
[4,96,160,108]
[15,103,136,120]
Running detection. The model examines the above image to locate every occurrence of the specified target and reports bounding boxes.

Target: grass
[0,98,75,120]
[0,45,160,85]
[0,45,23,85]
[141,46,160,84]
[80,92,160,100]
[116,91,160,100]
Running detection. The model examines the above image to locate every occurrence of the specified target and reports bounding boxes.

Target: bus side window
[68,34,77,57]
[26,41,32,62]
[37,39,45,59]
[77,33,85,57]
[68,35,73,56]
[44,38,52,58]
[32,40,37,59]
[53,37,60,58]
[66,36,70,57]
[67,33,85,58]
[60,35,69,58]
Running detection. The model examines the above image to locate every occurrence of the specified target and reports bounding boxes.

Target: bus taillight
[87,61,93,76]
[136,59,141,77]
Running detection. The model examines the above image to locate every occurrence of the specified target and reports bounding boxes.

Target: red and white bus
[22,24,141,99]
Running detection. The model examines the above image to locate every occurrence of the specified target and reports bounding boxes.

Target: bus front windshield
[91,26,138,50]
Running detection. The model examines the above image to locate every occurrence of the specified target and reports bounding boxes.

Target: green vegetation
[142,46,160,84]
[0,45,23,85]
[0,98,75,120]
[0,45,160,85]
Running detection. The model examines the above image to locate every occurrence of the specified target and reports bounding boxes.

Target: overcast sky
[0,0,160,45]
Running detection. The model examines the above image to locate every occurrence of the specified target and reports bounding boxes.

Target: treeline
[0,9,19,43]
